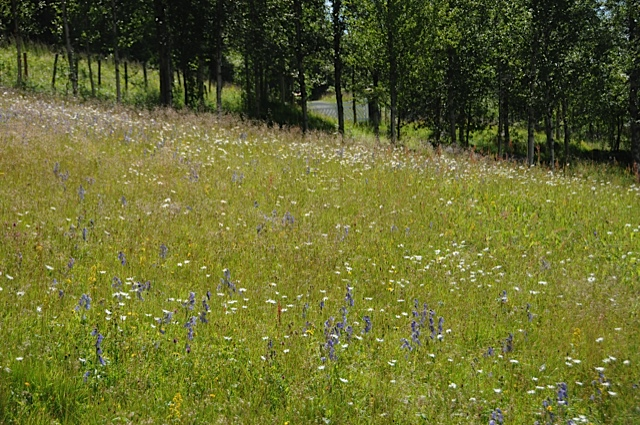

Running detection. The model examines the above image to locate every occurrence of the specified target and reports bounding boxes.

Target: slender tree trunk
[244,52,251,111]
[447,49,456,146]
[12,0,23,86]
[527,39,537,166]
[562,98,570,166]
[143,61,148,90]
[528,106,536,166]
[545,102,554,167]
[352,67,357,124]
[630,0,640,169]
[112,0,121,103]
[616,115,622,152]
[183,67,189,107]
[52,53,59,89]
[154,0,172,106]
[331,0,345,136]
[124,61,129,93]
[62,0,77,96]
[504,87,510,155]
[466,103,472,146]
[23,53,28,78]
[555,106,561,142]
[215,0,224,115]
[498,68,503,157]
[370,71,380,140]
[197,56,205,107]
[293,0,308,133]
[83,11,95,97]
[458,108,464,147]
[254,63,262,117]
[388,1,398,144]
[87,52,95,96]
[449,95,456,146]
[98,59,101,86]
[434,97,441,144]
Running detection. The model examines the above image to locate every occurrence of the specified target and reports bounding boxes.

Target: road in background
[308,101,369,123]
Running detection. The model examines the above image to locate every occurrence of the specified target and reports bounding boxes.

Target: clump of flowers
[200,293,210,323]
[557,382,568,406]
[401,299,444,351]
[345,284,354,307]
[90,328,106,366]
[133,280,151,301]
[218,269,236,294]
[75,293,91,311]
[184,316,197,353]
[489,408,504,425]
[362,316,372,334]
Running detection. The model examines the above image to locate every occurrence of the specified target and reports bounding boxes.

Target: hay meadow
[0,89,639,424]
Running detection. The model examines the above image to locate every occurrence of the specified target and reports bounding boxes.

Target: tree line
[1,0,639,168]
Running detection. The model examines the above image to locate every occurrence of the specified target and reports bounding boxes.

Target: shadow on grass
[227,101,336,133]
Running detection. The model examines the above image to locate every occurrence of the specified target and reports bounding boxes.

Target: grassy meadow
[0,86,639,424]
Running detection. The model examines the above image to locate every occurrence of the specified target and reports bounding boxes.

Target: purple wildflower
[411,321,421,346]
[75,293,91,311]
[325,338,337,361]
[199,310,208,323]
[490,408,504,425]
[345,284,354,307]
[557,382,568,405]
[429,310,436,339]
[345,325,353,341]
[500,290,507,303]
[162,311,173,323]
[186,292,196,310]
[159,244,168,259]
[362,316,372,333]
[218,269,236,294]
[400,338,413,351]
[283,211,294,226]
[184,316,196,340]
[93,331,105,366]
[118,251,126,266]
[112,276,122,288]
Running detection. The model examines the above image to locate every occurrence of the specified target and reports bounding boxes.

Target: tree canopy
[1,0,639,167]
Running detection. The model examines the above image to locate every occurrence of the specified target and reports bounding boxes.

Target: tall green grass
[0,86,639,424]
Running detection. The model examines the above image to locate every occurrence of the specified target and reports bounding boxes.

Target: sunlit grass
[0,87,639,424]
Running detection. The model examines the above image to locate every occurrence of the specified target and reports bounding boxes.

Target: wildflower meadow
[0,89,639,424]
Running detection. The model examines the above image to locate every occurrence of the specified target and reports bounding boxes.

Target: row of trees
[1,0,639,168]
